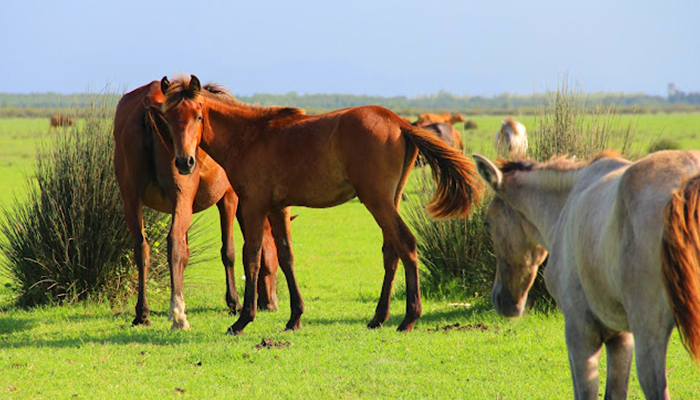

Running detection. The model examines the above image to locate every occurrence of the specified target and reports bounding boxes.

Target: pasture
[0,114,699,399]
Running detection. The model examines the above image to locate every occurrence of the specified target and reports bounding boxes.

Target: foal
[160,74,484,334]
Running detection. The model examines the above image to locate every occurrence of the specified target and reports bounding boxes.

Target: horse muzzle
[175,155,196,175]
[492,285,525,318]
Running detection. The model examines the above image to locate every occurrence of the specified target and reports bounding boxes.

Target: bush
[648,137,681,153]
[0,98,170,307]
[404,169,495,301]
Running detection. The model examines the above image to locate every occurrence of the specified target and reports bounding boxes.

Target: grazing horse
[414,112,465,126]
[49,114,75,130]
[160,74,483,334]
[494,117,527,159]
[113,81,280,330]
[473,151,700,399]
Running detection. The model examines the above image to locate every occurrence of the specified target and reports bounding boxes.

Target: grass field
[0,114,699,399]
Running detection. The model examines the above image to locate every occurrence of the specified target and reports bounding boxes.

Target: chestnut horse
[414,112,465,126]
[160,75,483,334]
[474,151,700,399]
[113,81,280,330]
[49,114,75,130]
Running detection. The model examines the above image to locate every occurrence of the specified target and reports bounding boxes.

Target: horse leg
[564,314,603,400]
[367,233,399,329]
[632,330,672,399]
[268,207,303,330]
[216,188,241,314]
[125,199,151,326]
[602,332,633,400]
[227,204,267,335]
[257,223,280,311]
[364,200,421,332]
[168,203,193,330]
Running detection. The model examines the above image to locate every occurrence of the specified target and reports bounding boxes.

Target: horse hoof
[397,321,415,332]
[226,326,243,336]
[171,320,191,331]
[367,318,385,329]
[132,318,151,327]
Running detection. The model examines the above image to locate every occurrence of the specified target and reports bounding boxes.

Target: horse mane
[496,151,624,174]
[162,74,203,113]
[164,75,306,120]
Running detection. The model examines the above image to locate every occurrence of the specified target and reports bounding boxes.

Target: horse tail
[401,125,483,218]
[662,174,700,361]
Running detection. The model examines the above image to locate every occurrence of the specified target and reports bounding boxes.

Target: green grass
[1,116,700,399]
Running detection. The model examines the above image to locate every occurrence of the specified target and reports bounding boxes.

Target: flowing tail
[402,125,484,218]
[662,174,700,361]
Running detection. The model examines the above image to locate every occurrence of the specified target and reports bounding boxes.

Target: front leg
[168,203,193,330]
[227,203,267,335]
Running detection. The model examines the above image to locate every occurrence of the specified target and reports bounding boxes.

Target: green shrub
[648,137,681,153]
[404,169,495,301]
[0,99,170,307]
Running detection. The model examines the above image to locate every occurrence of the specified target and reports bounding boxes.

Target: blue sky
[1,0,698,97]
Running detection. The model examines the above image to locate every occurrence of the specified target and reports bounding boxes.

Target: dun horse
[160,75,483,334]
[474,151,700,399]
[113,81,280,330]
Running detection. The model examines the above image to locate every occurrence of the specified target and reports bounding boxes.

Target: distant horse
[113,81,281,330]
[474,151,700,399]
[494,117,527,159]
[414,112,465,126]
[418,122,464,151]
[160,74,483,334]
[49,114,75,130]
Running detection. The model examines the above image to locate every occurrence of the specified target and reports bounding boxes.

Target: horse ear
[160,76,171,94]
[472,154,503,190]
[190,75,201,94]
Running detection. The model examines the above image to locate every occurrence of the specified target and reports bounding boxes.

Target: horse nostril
[175,156,195,174]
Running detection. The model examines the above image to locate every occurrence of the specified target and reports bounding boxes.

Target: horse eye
[196,115,203,122]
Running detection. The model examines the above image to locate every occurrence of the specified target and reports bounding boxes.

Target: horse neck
[504,168,583,249]
[199,99,257,165]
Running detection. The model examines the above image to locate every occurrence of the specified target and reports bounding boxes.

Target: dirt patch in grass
[255,338,291,350]
[425,322,493,333]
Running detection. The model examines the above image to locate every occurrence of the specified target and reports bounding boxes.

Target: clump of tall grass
[531,78,637,160]
[405,78,638,308]
[404,171,495,301]
[0,96,170,307]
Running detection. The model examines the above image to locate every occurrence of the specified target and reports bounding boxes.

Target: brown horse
[113,80,280,330]
[414,112,465,126]
[49,114,75,130]
[159,74,483,334]
[417,122,464,151]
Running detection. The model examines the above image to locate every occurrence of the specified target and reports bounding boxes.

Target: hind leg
[363,197,421,332]
[603,332,633,400]
[268,207,304,330]
[257,220,280,311]
[216,188,241,314]
[367,233,399,329]
[124,198,151,326]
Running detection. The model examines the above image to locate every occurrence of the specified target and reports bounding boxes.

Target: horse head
[161,74,204,175]
[474,154,548,317]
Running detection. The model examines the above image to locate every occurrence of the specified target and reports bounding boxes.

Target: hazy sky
[1,0,698,97]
